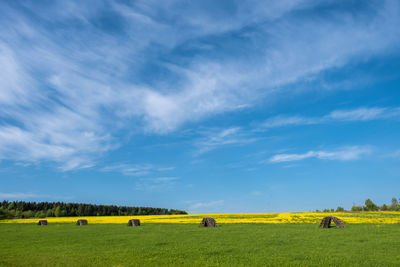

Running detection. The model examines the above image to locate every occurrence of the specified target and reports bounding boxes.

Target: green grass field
[1,223,400,266]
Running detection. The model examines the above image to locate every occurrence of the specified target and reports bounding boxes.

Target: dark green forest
[0,201,187,219]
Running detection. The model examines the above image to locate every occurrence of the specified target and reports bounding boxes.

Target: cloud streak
[263,107,400,129]
[194,127,257,154]
[0,192,38,200]
[102,163,174,177]
[135,177,179,191]
[0,192,74,201]
[269,146,371,163]
[188,200,224,210]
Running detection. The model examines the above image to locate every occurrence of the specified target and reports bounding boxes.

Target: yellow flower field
[2,212,400,224]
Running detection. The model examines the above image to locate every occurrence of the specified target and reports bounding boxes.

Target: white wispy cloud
[152,177,178,182]
[194,127,257,154]
[135,177,179,191]
[188,200,224,210]
[251,191,262,196]
[262,115,319,128]
[157,167,175,171]
[0,192,38,199]
[0,1,399,169]
[388,150,400,159]
[102,163,174,177]
[328,107,400,121]
[269,146,371,163]
[263,107,400,129]
[0,192,74,201]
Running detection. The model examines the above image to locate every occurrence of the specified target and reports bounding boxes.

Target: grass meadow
[1,222,400,266]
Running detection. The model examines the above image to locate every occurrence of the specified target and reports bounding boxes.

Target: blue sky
[1,0,400,213]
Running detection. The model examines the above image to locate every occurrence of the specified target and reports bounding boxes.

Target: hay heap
[128,219,141,226]
[200,217,217,227]
[319,216,346,228]
[37,220,48,225]
[76,219,88,226]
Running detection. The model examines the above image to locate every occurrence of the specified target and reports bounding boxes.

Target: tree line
[316,197,400,212]
[0,201,187,219]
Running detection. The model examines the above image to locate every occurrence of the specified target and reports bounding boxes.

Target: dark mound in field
[320,216,345,228]
[200,217,217,227]
[37,220,47,225]
[76,219,88,226]
[128,219,141,226]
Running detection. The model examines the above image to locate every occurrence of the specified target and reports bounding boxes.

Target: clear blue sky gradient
[1,0,400,213]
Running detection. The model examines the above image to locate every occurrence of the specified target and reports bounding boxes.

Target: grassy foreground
[1,223,400,266]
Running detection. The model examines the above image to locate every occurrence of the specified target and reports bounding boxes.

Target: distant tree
[61,209,67,217]
[351,205,363,212]
[392,197,398,206]
[77,204,84,216]
[391,204,400,211]
[69,208,76,216]
[336,206,345,212]
[7,202,15,210]
[35,211,46,218]
[22,210,34,218]
[0,208,5,219]
[15,210,22,218]
[138,207,143,215]
[381,204,388,211]
[46,209,53,217]
[364,199,379,211]
[0,208,13,219]
[54,206,62,217]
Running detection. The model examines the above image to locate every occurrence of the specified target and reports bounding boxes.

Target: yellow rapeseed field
[2,212,400,224]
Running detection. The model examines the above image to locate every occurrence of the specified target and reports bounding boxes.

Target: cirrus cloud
[269,146,372,163]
